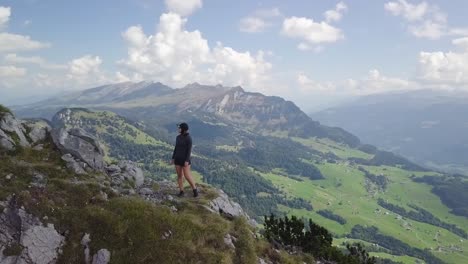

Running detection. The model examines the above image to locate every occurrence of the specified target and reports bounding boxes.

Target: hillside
[312,89,468,174]
[2,106,333,264]
[10,82,468,264]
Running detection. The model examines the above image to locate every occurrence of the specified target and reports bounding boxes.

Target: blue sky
[1,0,468,111]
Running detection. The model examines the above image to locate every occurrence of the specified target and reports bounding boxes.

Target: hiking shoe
[193,188,199,197]
[177,191,184,197]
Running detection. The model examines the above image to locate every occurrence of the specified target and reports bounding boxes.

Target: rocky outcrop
[0,129,14,151]
[61,154,87,175]
[0,114,50,152]
[51,128,105,173]
[23,120,51,145]
[0,197,65,264]
[92,249,110,264]
[209,189,255,225]
[107,161,144,188]
[0,113,30,148]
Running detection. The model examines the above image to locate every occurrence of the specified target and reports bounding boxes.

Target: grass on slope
[259,162,468,264]
[292,137,373,160]
[0,142,261,264]
[71,110,169,146]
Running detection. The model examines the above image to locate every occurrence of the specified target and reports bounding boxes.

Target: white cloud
[67,55,108,86]
[282,16,344,44]
[119,12,273,91]
[0,6,10,29]
[384,0,428,21]
[207,45,272,90]
[0,65,26,77]
[239,7,282,33]
[418,49,468,89]
[165,0,202,17]
[453,37,468,50]
[384,0,468,39]
[297,70,416,96]
[239,17,268,33]
[409,20,445,39]
[0,33,51,53]
[4,53,66,69]
[324,2,348,23]
[281,3,346,51]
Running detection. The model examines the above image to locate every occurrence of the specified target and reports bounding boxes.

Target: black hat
[178,122,189,132]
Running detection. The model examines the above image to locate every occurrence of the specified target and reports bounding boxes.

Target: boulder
[0,129,14,151]
[24,120,51,144]
[52,128,105,172]
[209,189,251,220]
[61,154,87,175]
[0,197,64,264]
[117,161,144,187]
[0,113,29,147]
[92,249,110,264]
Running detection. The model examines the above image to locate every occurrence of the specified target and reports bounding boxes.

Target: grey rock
[105,164,121,174]
[139,188,153,196]
[25,121,50,144]
[161,230,172,240]
[209,189,251,220]
[5,174,13,180]
[117,161,144,187]
[0,129,14,151]
[257,258,269,264]
[31,173,47,188]
[32,144,44,151]
[52,128,104,172]
[92,249,110,264]
[224,234,236,249]
[81,233,91,264]
[0,114,30,147]
[21,223,64,264]
[61,154,87,175]
[0,198,64,264]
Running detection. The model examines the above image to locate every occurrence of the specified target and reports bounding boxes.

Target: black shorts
[174,159,191,166]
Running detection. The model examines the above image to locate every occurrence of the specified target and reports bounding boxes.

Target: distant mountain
[14,81,360,147]
[312,89,468,174]
[10,83,468,263]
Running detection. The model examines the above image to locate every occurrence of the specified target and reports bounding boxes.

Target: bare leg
[175,165,184,191]
[182,165,196,190]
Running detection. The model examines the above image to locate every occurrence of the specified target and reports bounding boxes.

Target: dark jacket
[172,133,192,162]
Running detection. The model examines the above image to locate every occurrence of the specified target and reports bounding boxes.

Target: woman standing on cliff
[171,122,198,197]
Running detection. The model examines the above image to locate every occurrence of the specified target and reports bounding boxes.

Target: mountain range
[9,82,468,264]
[311,89,468,174]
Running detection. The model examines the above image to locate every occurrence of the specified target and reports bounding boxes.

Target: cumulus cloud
[239,7,282,33]
[282,16,344,44]
[385,0,429,21]
[0,6,10,29]
[324,2,348,23]
[165,0,202,17]
[418,46,468,89]
[66,55,108,86]
[0,32,51,53]
[384,0,468,39]
[281,3,346,51]
[119,12,273,91]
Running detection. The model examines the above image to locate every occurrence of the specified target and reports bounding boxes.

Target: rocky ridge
[0,109,257,264]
